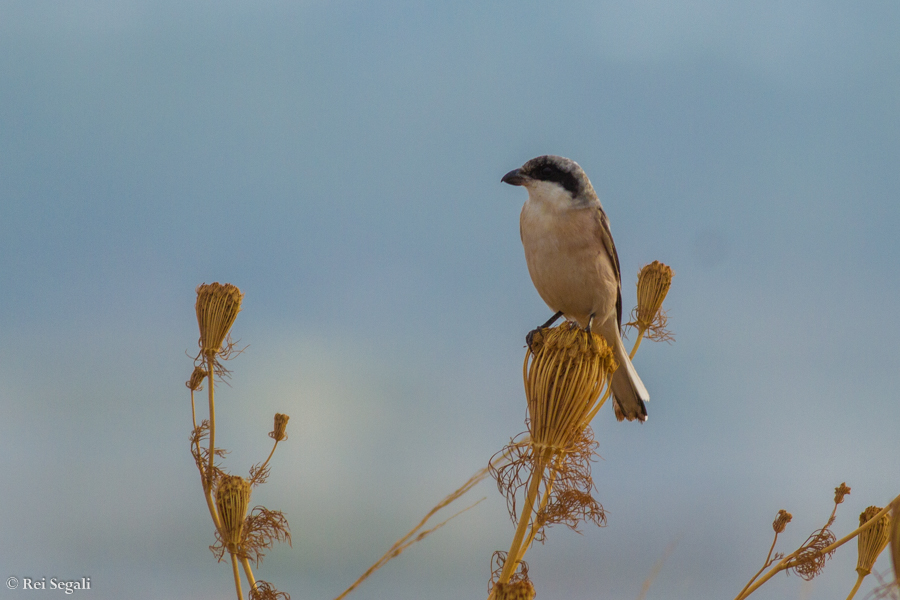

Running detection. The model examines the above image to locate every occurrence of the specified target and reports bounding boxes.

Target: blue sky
[1,2,898,599]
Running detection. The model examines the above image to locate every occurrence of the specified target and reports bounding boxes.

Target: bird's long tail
[610,329,649,422]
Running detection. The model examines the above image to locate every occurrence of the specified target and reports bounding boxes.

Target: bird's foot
[525,327,542,350]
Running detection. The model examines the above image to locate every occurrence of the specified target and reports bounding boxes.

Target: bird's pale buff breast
[520,197,618,329]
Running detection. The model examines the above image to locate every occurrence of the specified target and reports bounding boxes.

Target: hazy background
[1,2,898,599]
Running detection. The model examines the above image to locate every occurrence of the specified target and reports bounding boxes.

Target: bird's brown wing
[596,206,623,332]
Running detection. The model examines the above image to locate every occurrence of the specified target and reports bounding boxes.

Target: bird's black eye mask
[528,162,580,196]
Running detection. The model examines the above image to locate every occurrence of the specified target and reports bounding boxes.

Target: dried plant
[249,580,291,600]
[489,551,531,593]
[333,456,495,600]
[484,261,674,598]
[187,283,291,600]
[845,506,894,599]
[492,579,536,600]
[625,261,674,357]
[490,323,617,592]
[217,475,253,553]
[892,501,900,590]
[734,485,900,600]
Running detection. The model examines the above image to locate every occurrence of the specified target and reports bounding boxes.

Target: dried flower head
[196,282,243,357]
[492,580,536,600]
[216,475,251,553]
[186,365,207,391]
[634,261,673,326]
[626,261,674,343]
[524,323,616,453]
[835,483,852,504]
[857,506,892,576]
[269,413,290,442]
[773,509,793,534]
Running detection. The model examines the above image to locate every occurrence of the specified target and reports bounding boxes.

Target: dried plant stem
[499,456,548,584]
[231,553,244,600]
[583,387,612,426]
[191,387,222,532]
[206,355,217,488]
[735,499,898,600]
[518,456,561,559]
[629,329,646,360]
[845,572,865,600]
[240,557,257,593]
[251,441,279,487]
[199,354,223,533]
[191,389,199,436]
[334,452,504,600]
[735,534,779,600]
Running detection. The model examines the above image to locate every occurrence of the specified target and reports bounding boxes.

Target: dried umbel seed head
[856,506,891,576]
[634,261,673,328]
[216,475,252,553]
[269,413,289,442]
[834,482,851,504]
[524,323,616,452]
[493,580,535,600]
[196,282,243,356]
[773,509,793,533]
[186,365,206,391]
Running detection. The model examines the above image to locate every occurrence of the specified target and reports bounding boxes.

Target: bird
[502,155,649,422]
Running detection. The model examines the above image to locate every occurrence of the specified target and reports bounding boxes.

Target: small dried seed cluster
[773,509,792,534]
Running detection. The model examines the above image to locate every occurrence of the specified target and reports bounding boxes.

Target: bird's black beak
[501,168,527,186]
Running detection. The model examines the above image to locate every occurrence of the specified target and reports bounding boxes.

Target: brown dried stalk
[332,448,506,600]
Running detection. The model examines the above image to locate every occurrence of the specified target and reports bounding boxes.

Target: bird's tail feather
[610,333,649,422]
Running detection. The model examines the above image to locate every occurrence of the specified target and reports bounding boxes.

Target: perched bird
[502,155,649,422]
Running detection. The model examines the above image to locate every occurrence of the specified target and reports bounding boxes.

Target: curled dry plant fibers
[188,283,291,600]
